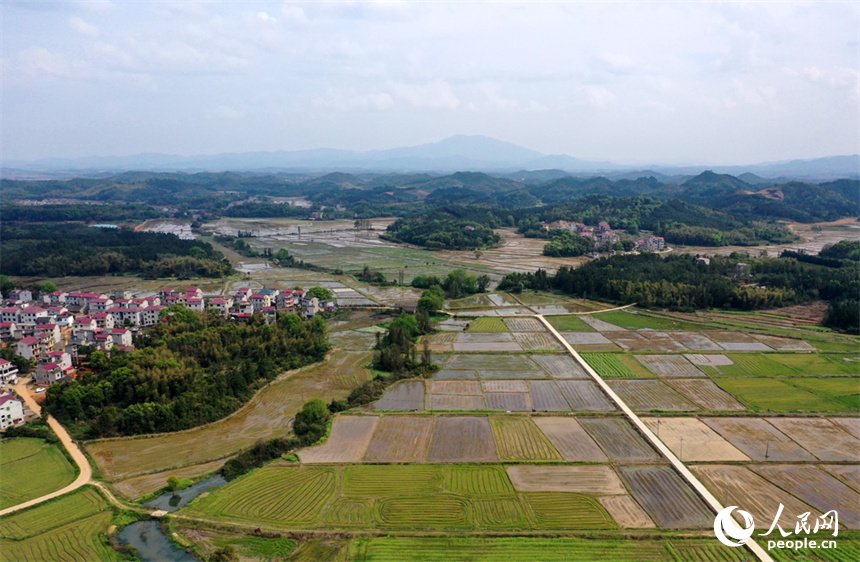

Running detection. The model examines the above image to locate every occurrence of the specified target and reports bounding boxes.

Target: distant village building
[0,393,24,429]
[0,359,20,386]
[33,363,65,386]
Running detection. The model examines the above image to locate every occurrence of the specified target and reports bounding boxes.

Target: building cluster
[634,235,666,252]
[544,220,620,246]
[0,286,337,397]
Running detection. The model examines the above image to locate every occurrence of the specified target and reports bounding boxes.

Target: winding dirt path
[0,378,93,516]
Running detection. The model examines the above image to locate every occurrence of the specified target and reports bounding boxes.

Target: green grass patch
[446,466,515,496]
[581,353,648,378]
[546,315,595,331]
[592,311,709,331]
[471,497,531,528]
[711,354,800,377]
[769,354,859,376]
[0,438,77,510]
[785,377,860,411]
[467,317,509,332]
[715,378,851,413]
[213,535,298,559]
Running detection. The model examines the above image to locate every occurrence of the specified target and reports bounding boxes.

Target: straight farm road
[0,378,93,516]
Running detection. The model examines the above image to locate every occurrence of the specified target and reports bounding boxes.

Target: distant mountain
[3,136,858,182]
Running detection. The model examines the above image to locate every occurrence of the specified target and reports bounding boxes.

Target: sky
[2,1,858,165]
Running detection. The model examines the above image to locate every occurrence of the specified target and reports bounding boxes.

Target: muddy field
[578,418,660,462]
[634,355,705,378]
[606,380,699,411]
[426,417,498,462]
[557,380,617,411]
[485,392,532,411]
[300,416,379,463]
[598,496,655,529]
[766,418,860,461]
[362,416,434,463]
[531,355,590,379]
[529,381,576,411]
[664,379,746,411]
[374,381,425,411]
[702,417,816,461]
[506,466,625,494]
[427,394,488,410]
[641,418,748,462]
[618,466,714,529]
[533,417,608,462]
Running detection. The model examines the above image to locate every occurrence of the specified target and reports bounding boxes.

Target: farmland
[489,417,563,461]
[0,438,77,509]
[715,378,852,413]
[582,353,651,378]
[467,317,509,332]
[591,310,712,331]
[0,487,119,562]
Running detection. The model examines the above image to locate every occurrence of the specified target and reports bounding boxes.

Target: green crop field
[770,354,859,376]
[582,353,650,378]
[378,496,471,528]
[715,378,852,413]
[0,487,119,562]
[472,497,530,528]
[523,493,616,529]
[343,465,442,497]
[704,354,798,377]
[592,311,708,331]
[490,417,563,461]
[547,315,595,331]
[446,466,515,496]
[785,377,860,410]
[0,438,77,509]
[467,317,509,332]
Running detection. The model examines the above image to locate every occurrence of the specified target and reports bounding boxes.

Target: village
[543,219,667,254]
[0,286,338,430]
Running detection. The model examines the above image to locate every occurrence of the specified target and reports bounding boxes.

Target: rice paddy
[0,438,77,510]
[582,353,651,378]
[467,317,509,332]
[715,378,852,413]
[489,417,563,461]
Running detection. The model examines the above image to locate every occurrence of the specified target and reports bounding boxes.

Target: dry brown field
[766,417,860,461]
[506,465,625,494]
[578,418,660,462]
[821,464,860,491]
[426,417,498,462]
[618,466,714,529]
[831,417,860,440]
[598,496,656,529]
[533,417,608,461]
[112,458,228,499]
[362,416,434,463]
[607,380,699,411]
[556,380,617,411]
[664,379,746,411]
[635,355,706,378]
[489,417,563,461]
[642,418,749,462]
[691,464,820,529]
[702,417,815,461]
[299,416,379,463]
[751,465,860,528]
[528,381,572,411]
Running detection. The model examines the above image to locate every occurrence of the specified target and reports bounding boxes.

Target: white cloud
[800,66,860,96]
[213,105,245,120]
[312,89,394,111]
[69,16,99,38]
[599,53,634,75]
[393,80,460,109]
[584,85,615,108]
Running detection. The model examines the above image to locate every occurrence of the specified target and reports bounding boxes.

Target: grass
[715,378,852,413]
[785,377,860,410]
[546,315,595,331]
[489,417,563,461]
[582,353,651,378]
[0,487,120,562]
[0,438,77,510]
[467,317,509,332]
[212,535,298,559]
[592,310,709,331]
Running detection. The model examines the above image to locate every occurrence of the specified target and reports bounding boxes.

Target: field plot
[485,393,532,411]
[831,417,860,440]
[691,465,819,530]
[751,465,860,528]
[0,487,108,541]
[437,318,471,332]
[428,380,483,395]
[490,417,562,461]
[531,354,589,379]
[579,418,660,462]
[619,466,714,529]
[821,465,860,491]
[504,317,546,332]
[770,353,859,376]
[506,465,625,494]
[702,417,815,461]
[427,417,498,462]
[523,493,616,529]
[590,311,707,331]
[374,381,425,411]
[561,332,618,351]
[547,315,595,331]
[581,316,627,331]
[710,354,798,377]
[329,329,379,350]
[557,380,617,411]
[671,332,722,351]
[87,349,373,480]
[749,334,816,351]
[299,416,379,463]
[582,353,651,378]
[715,378,849,412]
[513,332,563,351]
[686,354,734,367]
[343,465,442,497]
[528,381,572,411]
[454,332,522,352]
[636,332,688,352]
[378,496,470,529]
[447,466,515,496]
[598,496,655,529]
[113,458,227,499]
[362,416,434,463]
[321,498,373,526]
[482,380,528,393]
[604,332,656,351]
[0,510,116,562]
[191,466,337,525]
[607,380,699,411]
[786,377,859,410]
[427,394,487,410]
[664,379,747,411]
[430,369,479,380]
[0,438,76,509]
[446,354,540,373]
[635,355,705,378]
[533,417,608,461]
[422,332,457,352]
[642,418,748,461]
[472,497,530,528]
[766,418,860,461]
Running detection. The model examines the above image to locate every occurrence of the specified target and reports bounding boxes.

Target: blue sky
[3,1,858,164]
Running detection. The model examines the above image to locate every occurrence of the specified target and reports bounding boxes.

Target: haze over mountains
[3,135,858,182]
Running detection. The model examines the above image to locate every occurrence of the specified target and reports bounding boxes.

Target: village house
[249,293,272,311]
[16,336,43,360]
[159,288,181,299]
[208,297,232,316]
[18,306,49,325]
[48,291,68,305]
[7,289,32,303]
[111,328,133,347]
[0,393,24,429]
[0,322,17,341]
[185,298,205,313]
[33,362,65,386]
[92,313,116,330]
[301,295,320,318]
[88,298,114,314]
[276,290,295,310]
[185,287,203,299]
[93,333,114,352]
[0,359,20,386]
[66,292,107,311]
[141,305,165,326]
[230,301,254,318]
[0,307,20,324]
[34,323,61,346]
[41,351,73,371]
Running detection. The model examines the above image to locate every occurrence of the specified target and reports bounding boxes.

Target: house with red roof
[0,393,24,429]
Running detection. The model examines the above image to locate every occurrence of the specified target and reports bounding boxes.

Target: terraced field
[0,438,77,509]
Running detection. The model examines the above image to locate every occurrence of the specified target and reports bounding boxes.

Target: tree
[166,475,180,492]
[474,249,483,260]
[306,286,333,300]
[477,274,491,293]
[210,545,238,562]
